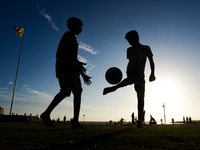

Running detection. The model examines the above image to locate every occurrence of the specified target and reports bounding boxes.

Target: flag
[15,27,24,37]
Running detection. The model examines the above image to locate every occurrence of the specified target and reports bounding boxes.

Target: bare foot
[103,87,116,95]
[40,113,55,127]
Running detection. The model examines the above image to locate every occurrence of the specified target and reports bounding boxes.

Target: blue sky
[1,0,200,123]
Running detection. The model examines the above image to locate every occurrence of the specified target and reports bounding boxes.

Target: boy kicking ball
[103,30,156,128]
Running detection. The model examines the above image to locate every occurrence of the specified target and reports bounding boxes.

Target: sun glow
[147,78,182,103]
[145,76,184,121]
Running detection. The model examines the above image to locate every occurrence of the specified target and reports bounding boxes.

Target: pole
[9,27,25,115]
[163,103,166,124]
[83,114,85,124]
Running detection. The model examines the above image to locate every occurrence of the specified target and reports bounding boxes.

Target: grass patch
[0,122,200,149]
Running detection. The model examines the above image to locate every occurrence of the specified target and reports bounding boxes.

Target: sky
[1,0,200,123]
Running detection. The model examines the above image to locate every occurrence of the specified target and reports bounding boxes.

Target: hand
[81,73,92,85]
[77,61,87,73]
[149,73,156,82]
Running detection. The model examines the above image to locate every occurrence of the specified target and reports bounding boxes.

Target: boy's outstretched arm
[81,72,92,85]
[148,56,156,82]
[77,61,92,85]
[77,60,87,73]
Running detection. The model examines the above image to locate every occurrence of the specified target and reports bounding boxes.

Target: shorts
[58,73,82,96]
[126,69,145,93]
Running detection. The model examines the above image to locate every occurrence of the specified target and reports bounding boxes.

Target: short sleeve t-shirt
[56,31,78,77]
[127,45,153,73]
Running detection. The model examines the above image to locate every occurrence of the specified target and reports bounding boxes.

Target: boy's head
[67,17,83,35]
[125,30,139,45]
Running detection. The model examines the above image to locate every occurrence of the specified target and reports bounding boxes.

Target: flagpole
[9,27,25,115]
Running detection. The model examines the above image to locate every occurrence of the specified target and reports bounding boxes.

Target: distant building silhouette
[0,113,41,122]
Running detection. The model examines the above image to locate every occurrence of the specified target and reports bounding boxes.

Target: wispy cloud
[8,81,13,85]
[0,87,8,90]
[36,4,59,32]
[87,64,95,72]
[78,55,87,63]
[22,85,73,108]
[0,85,54,103]
[0,87,12,102]
[23,86,53,102]
[79,42,99,54]
[78,55,95,73]
[78,42,99,73]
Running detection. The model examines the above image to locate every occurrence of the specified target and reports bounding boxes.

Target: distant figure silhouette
[142,110,145,125]
[183,116,185,124]
[172,118,174,124]
[150,115,156,124]
[40,17,91,129]
[120,118,125,124]
[63,115,66,123]
[189,117,192,124]
[131,112,135,124]
[103,30,156,128]
[186,117,189,124]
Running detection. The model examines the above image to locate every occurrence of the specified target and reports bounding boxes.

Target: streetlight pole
[162,103,166,124]
[83,114,85,124]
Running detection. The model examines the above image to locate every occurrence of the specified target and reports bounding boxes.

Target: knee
[59,89,71,97]
[72,87,83,95]
[127,77,135,85]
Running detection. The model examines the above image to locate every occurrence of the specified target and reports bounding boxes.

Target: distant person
[29,114,32,122]
[189,117,192,124]
[135,117,138,124]
[131,112,135,124]
[103,30,156,128]
[120,118,125,124]
[63,115,66,123]
[183,116,185,124]
[142,110,145,124]
[172,118,174,124]
[150,115,156,123]
[57,117,60,123]
[40,17,91,129]
[186,117,189,124]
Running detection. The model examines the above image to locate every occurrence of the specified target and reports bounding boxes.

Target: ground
[0,122,200,149]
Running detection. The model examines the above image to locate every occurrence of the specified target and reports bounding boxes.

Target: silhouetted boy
[103,30,155,128]
[41,17,91,129]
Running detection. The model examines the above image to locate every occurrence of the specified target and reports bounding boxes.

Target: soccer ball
[105,67,122,84]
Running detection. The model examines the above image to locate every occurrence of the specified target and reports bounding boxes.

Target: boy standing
[103,30,155,128]
[41,17,91,129]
